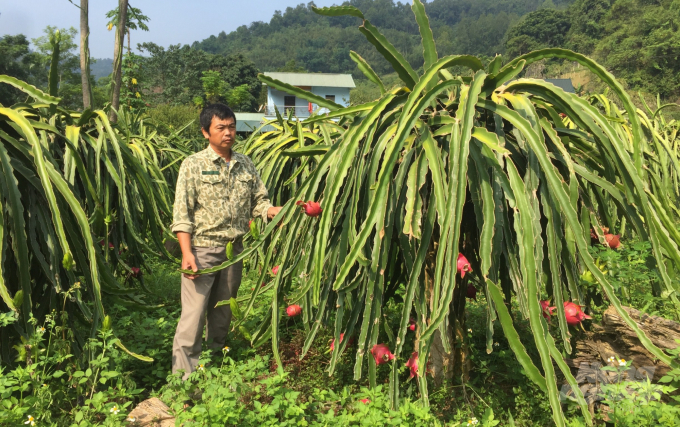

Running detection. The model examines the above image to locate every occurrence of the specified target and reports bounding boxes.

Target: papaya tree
[197,2,680,425]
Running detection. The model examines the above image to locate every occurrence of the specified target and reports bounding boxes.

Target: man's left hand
[267,206,283,220]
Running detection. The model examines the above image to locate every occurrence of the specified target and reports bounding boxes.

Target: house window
[325,95,336,102]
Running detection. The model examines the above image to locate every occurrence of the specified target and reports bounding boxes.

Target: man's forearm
[177,232,193,256]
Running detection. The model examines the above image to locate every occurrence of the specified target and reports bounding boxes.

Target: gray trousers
[171,243,243,380]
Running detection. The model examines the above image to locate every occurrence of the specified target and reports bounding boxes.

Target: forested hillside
[193,0,572,76]
[506,0,680,99]
[192,0,680,101]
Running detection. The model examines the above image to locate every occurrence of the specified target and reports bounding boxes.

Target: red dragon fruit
[405,352,419,378]
[271,265,279,275]
[296,200,323,217]
[286,304,302,317]
[564,301,591,326]
[330,333,345,351]
[408,318,416,332]
[540,300,555,319]
[131,267,142,278]
[457,253,472,278]
[370,344,394,365]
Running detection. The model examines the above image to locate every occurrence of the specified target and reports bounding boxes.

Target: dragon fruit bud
[370,344,394,365]
[405,352,419,378]
[466,284,477,300]
[408,318,416,331]
[286,304,302,317]
[271,265,279,275]
[457,253,472,278]
[330,333,345,351]
[296,200,322,217]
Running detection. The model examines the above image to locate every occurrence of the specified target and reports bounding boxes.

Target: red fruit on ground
[457,253,472,278]
[405,352,419,378]
[605,234,621,249]
[296,200,323,217]
[286,304,302,317]
[370,344,394,365]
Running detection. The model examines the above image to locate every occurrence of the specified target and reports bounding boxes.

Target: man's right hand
[181,252,200,280]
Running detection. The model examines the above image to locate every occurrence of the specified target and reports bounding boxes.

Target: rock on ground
[127,397,175,426]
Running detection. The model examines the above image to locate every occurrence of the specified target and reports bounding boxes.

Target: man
[170,103,282,379]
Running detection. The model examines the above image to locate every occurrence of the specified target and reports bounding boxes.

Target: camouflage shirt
[171,147,272,247]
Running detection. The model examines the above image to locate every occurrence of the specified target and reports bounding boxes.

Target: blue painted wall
[266,86,351,117]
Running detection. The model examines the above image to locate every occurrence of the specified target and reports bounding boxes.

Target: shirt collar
[202,146,241,166]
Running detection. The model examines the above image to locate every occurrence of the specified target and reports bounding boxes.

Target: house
[262,72,355,118]
[234,72,355,134]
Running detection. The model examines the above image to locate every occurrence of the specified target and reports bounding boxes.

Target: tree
[109,0,129,121]
[505,8,571,58]
[105,3,150,53]
[201,70,229,104]
[137,42,209,106]
[0,35,42,106]
[226,84,255,112]
[80,0,93,109]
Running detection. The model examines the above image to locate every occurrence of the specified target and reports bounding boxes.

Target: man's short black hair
[200,103,236,133]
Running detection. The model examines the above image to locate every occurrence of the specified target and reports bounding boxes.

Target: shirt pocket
[233,173,253,218]
[198,174,227,210]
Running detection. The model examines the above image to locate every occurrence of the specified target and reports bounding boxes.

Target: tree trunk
[422,241,470,389]
[109,0,128,122]
[79,0,93,109]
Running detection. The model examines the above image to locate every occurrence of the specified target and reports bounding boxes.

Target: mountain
[90,58,113,80]
[191,0,573,76]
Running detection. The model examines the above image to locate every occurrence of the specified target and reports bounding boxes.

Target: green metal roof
[263,72,356,88]
[234,113,275,132]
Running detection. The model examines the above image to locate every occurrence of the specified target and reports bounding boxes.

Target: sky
[1,0,340,58]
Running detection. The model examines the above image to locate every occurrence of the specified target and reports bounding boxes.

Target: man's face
[202,116,236,152]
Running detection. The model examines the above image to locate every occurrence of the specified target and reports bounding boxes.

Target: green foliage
[143,103,202,140]
[0,78,188,355]
[161,354,442,426]
[0,35,44,106]
[105,4,150,33]
[191,0,572,75]
[137,44,261,111]
[201,70,229,104]
[0,314,143,426]
[505,9,571,57]
[504,0,680,98]
[120,52,146,111]
[192,4,680,425]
